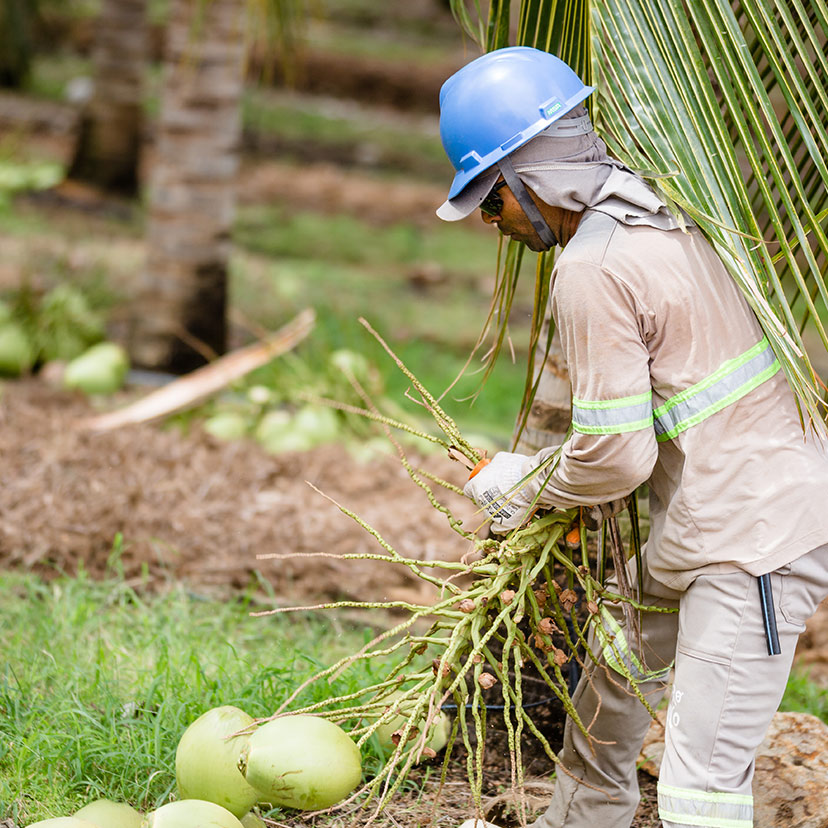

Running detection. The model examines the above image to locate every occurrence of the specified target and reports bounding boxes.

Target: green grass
[242,90,450,181]
[231,203,533,442]
[0,153,529,444]
[0,568,393,824]
[234,205,494,273]
[24,53,94,103]
[25,52,452,182]
[3,567,825,825]
[779,666,828,722]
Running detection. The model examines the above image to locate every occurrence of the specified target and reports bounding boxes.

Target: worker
[436,46,828,828]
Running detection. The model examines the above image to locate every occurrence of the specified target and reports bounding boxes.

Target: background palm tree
[451,0,828,436]
[65,0,148,197]
[128,0,247,372]
[128,0,303,372]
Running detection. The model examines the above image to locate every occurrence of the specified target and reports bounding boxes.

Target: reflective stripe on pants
[657,784,752,828]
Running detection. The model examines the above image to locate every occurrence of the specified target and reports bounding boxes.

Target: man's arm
[529,258,658,505]
[465,259,658,531]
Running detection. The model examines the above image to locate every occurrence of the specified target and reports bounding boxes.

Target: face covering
[507,105,686,232]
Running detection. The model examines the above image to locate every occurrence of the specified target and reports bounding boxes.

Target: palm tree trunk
[66,0,147,196]
[129,0,246,372]
[0,0,36,88]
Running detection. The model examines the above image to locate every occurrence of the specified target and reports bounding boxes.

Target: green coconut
[27,820,99,828]
[240,813,266,828]
[175,706,261,818]
[254,410,314,454]
[142,800,243,828]
[291,404,340,445]
[239,715,362,811]
[204,411,250,441]
[328,349,382,395]
[74,799,143,828]
[63,342,129,395]
[0,320,35,376]
[374,691,452,757]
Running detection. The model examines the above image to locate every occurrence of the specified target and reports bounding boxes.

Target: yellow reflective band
[658,810,752,828]
[658,782,753,828]
[654,337,779,441]
[658,784,753,806]
[572,390,654,435]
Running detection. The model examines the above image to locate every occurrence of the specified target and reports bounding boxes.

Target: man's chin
[524,237,549,252]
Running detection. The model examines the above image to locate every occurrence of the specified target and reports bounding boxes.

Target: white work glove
[582,497,630,530]
[463,451,536,534]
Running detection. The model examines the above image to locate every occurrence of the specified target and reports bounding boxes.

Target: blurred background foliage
[0,0,531,443]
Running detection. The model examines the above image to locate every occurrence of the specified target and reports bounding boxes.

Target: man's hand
[463,451,535,534]
[463,449,632,534]
[582,497,630,530]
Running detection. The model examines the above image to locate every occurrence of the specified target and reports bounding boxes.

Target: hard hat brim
[436,169,500,221]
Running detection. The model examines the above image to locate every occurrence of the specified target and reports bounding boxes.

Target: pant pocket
[675,642,730,666]
[778,543,828,629]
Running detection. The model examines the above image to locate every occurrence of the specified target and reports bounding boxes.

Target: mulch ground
[0,378,478,604]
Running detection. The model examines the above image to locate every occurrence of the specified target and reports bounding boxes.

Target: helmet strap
[497,155,558,249]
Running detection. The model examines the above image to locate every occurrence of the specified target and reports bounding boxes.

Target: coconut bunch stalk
[251,323,672,821]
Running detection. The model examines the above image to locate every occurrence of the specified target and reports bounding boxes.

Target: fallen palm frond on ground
[250,322,673,825]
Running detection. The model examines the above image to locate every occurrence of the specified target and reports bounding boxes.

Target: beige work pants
[531,542,828,828]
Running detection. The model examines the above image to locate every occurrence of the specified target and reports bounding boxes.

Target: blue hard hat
[439,47,595,200]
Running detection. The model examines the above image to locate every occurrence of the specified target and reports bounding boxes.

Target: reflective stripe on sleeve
[595,605,673,683]
[571,390,653,435]
[570,337,779,441]
[653,337,779,442]
[658,782,753,828]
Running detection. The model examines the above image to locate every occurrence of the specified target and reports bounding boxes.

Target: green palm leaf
[450,0,828,430]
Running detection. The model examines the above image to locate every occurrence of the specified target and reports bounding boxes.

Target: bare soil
[0,379,479,603]
[3,378,824,828]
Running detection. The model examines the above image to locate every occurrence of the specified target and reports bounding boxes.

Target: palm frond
[449,0,828,429]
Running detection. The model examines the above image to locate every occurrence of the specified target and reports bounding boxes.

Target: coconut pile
[30,702,452,828]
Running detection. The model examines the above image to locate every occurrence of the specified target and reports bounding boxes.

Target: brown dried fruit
[478,672,498,689]
[472,653,483,664]
[587,600,599,615]
[391,727,420,745]
[432,659,451,677]
[413,642,427,655]
[500,589,516,605]
[538,616,559,635]
[458,599,476,613]
[532,632,552,652]
[421,747,437,759]
[553,648,569,666]
[560,588,578,611]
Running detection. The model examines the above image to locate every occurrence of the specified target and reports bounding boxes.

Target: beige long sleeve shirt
[529,210,828,590]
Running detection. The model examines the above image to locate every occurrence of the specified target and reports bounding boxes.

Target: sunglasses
[479,179,508,217]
